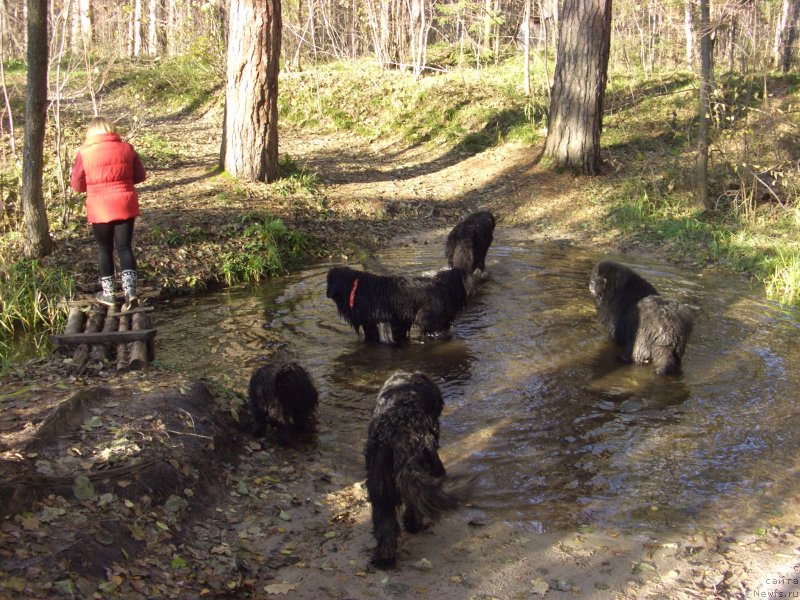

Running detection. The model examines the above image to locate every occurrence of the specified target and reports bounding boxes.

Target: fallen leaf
[21,515,40,531]
[5,577,26,592]
[531,577,549,597]
[264,582,297,595]
[171,555,188,568]
[73,475,96,500]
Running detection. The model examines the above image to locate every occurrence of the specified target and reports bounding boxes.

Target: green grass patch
[133,131,183,164]
[273,154,320,197]
[1,58,25,73]
[279,55,548,152]
[219,214,316,285]
[108,40,223,114]
[0,259,74,364]
[610,178,800,306]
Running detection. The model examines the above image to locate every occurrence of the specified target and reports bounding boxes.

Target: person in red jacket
[70,117,146,309]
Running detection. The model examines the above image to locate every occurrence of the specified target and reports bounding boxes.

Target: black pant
[92,218,137,278]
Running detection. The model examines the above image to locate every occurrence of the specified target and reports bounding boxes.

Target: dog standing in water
[364,371,475,568]
[445,211,496,273]
[326,266,473,343]
[589,260,694,375]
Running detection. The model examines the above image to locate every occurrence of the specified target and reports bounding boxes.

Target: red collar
[349,278,359,309]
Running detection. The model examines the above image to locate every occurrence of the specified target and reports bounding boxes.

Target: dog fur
[364,371,474,568]
[326,266,473,343]
[248,359,319,443]
[589,260,694,375]
[445,210,496,273]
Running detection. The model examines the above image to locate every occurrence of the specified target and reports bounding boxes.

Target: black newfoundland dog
[365,371,475,569]
[326,266,472,343]
[248,359,319,443]
[445,210,496,273]
[589,260,694,375]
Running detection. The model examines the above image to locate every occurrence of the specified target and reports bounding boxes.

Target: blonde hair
[85,116,117,139]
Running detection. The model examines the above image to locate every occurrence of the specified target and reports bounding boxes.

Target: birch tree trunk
[133,0,142,56]
[523,0,531,95]
[775,0,800,72]
[774,0,791,67]
[22,0,52,258]
[684,0,694,69]
[697,0,712,210]
[147,0,158,56]
[167,0,176,55]
[542,0,612,175]
[223,0,281,182]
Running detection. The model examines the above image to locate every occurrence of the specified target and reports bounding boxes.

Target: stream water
[152,236,800,532]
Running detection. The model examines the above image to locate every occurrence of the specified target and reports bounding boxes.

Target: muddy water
[156,238,800,532]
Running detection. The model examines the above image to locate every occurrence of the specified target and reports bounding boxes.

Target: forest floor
[1,104,799,599]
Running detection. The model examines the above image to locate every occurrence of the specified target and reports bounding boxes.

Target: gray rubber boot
[95,276,117,307]
[121,270,138,310]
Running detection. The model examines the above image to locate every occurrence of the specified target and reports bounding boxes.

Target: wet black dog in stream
[364,371,475,569]
[589,260,694,375]
[248,359,319,444]
[445,210,496,273]
[326,266,473,343]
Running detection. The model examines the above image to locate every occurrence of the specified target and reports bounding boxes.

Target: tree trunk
[523,0,531,95]
[70,0,80,53]
[774,0,791,67]
[697,0,712,210]
[166,0,176,55]
[147,0,158,56]
[223,0,281,182]
[684,0,694,69]
[133,0,142,56]
[483,0,492,48]
[780,0,800,72]
[22,0,52,258]
[542,0,612,176]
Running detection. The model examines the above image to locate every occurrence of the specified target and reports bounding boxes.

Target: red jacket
[70,133,147,223]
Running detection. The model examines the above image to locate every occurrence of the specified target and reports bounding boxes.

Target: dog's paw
[369,553,397,570]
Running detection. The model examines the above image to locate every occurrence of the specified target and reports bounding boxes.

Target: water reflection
[155,239,800,531]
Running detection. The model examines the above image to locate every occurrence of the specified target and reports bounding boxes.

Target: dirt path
[2,111,799,599]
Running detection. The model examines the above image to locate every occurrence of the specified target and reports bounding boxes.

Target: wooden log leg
[69,306,106,376]
[58,307,87,355]
[128,312,151,370]
[116,315,130,373]
[90,314,119,363]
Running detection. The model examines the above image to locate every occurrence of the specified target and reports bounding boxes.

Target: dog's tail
[397,461,476,521]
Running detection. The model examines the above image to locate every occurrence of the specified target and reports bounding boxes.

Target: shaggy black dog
[589,260,694,375]
[365,371,474,568]
[445,210,496,273]
[248,359,319,444]
[326,266,472,343]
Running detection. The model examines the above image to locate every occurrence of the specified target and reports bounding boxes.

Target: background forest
[0,0,799,364]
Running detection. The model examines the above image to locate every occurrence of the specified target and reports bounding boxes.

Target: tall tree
[684,0,694,69]
[774,0,800,72]
[697,0,712,210]
[223,0,282,182]
[542,0,612,175]
[22,0,52,258]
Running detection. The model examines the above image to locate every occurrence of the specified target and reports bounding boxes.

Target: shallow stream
[153,235,800,532]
